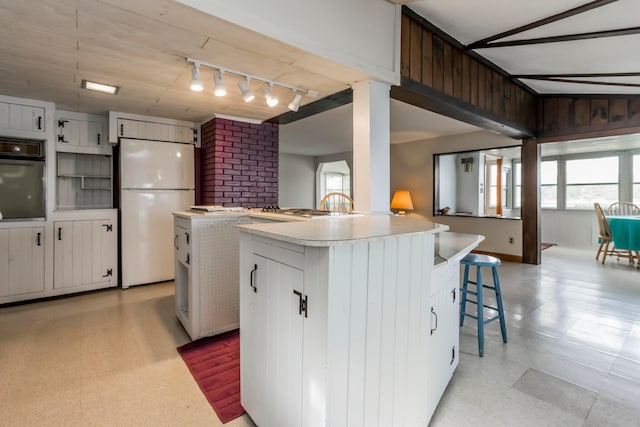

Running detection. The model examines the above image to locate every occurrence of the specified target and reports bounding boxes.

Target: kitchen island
[237,215,482,427]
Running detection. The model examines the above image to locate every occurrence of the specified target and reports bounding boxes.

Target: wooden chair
[607,201,640,216]
[320,192,354,213]
[594,202,635,264]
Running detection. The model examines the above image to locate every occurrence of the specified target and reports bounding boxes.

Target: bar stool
[460,253,507,357]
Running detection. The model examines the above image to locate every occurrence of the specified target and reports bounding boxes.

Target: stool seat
[461,253,501,267]
[460,253,507,357]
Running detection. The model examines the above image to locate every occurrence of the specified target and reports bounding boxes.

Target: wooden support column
[522,137,540,264]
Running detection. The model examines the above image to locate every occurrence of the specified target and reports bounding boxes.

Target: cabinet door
[54,220,115,289]
[58,118,104,150]
[0,102,45,133]
[241,253,304,427]
[427,263,460,417]
[117,118,195,143]
[0,227,45,297]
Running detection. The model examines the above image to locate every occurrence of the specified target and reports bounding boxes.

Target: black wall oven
[0,137,45,220]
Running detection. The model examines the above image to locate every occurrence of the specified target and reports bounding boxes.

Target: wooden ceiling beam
[474,26,640,49]
[467,0,619,49]
[513,72,640,79]
[519,76,640,88]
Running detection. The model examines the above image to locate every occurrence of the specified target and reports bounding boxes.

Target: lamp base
[398,210,406,215]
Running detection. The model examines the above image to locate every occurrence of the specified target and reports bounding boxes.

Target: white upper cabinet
[0,101,46,138]
[117,118,195,143]
[56,111,110,155]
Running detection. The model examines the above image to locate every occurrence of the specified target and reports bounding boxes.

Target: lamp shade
[390,190,414,212]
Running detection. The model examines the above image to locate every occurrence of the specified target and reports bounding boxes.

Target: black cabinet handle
[293,290,308,318]
[58,227,62,241]
[452,288,456,303]
[450,346,456,365]
[37,116,42,130]
[430,306,438,335]
[174,234,178,250]
[97,133,101,145]
[36,232,41,246]
[120,123,124,136]
[185,232,189,245]
[186,253,190,265]
[250,264,258,293]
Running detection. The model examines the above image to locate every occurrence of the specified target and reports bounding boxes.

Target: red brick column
[197,117,278,207]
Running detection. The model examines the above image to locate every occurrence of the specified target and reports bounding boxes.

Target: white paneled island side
[237,215,483,427]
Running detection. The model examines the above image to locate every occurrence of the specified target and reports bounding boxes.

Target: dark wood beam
[392,79,535,138]
[267,88,352,125]
[513,72,640,79]
[473,26,640,49]
[519,76,640,88]
[467,0,618,49]
[521,138,541,265]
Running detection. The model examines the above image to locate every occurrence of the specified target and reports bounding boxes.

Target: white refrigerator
[120,138,195,288]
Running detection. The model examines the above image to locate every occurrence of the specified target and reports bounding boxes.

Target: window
[634,154,640,205]
[325,172,345,194]
[486,161,498,208]
[541,160,558,209]
[565,156,618,209]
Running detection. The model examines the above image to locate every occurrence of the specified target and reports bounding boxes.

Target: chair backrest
[320,192,354,212]
[607,201,640,216]
[594,202,612,239]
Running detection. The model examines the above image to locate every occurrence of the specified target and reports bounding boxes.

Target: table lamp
[391,190,414,215]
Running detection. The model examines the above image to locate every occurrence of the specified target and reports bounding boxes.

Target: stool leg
[476,266,484,357]
[460,264,470,327]
[492,266,508,344]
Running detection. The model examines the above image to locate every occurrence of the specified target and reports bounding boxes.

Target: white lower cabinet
[0,227,45,297]
[242,245,306,427]
[427,260,461,416]
[53,219,116,290]
[173,213,250,340]
[240,232,440,427]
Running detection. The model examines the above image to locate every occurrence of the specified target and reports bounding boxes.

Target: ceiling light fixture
[238,78,255,103]
[186,57,317,111]
[262,84,279,107]
[288,91,302,112]
[213,71,227,97]
[190,63,204,92]
[81,79,119,95]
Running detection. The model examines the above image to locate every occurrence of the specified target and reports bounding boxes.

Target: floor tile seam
[606,367,640,386]
[532,357,607,394]
[558,335,626,358]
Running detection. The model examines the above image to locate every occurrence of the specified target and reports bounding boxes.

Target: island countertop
[237,214,449,247]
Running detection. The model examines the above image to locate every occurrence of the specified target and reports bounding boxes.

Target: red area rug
[177,329,245,423]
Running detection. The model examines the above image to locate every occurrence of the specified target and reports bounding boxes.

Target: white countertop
[237,214,449,247]
[434,232,485,266]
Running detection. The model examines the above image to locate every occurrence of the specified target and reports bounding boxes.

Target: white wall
[391,130,523,256]
[542,210,599,248]
[279,152,315,208]
[178,0,401,84]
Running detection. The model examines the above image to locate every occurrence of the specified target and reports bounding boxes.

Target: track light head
[288,91,302,112]
[213,71,227,97]
[190,63,203,92]
[238,79,255,102]
[262,86,279,107]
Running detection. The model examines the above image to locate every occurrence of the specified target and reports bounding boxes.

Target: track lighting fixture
[288,91,302,112]
[190,63,203,92]
[238,78,255,102]
[186,58,317,111]
[262,84,279,107]
[213,71,227,97]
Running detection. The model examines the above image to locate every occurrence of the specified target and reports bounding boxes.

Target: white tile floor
[0,246,638,426]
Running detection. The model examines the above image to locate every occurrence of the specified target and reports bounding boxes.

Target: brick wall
[197,117,278,207]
